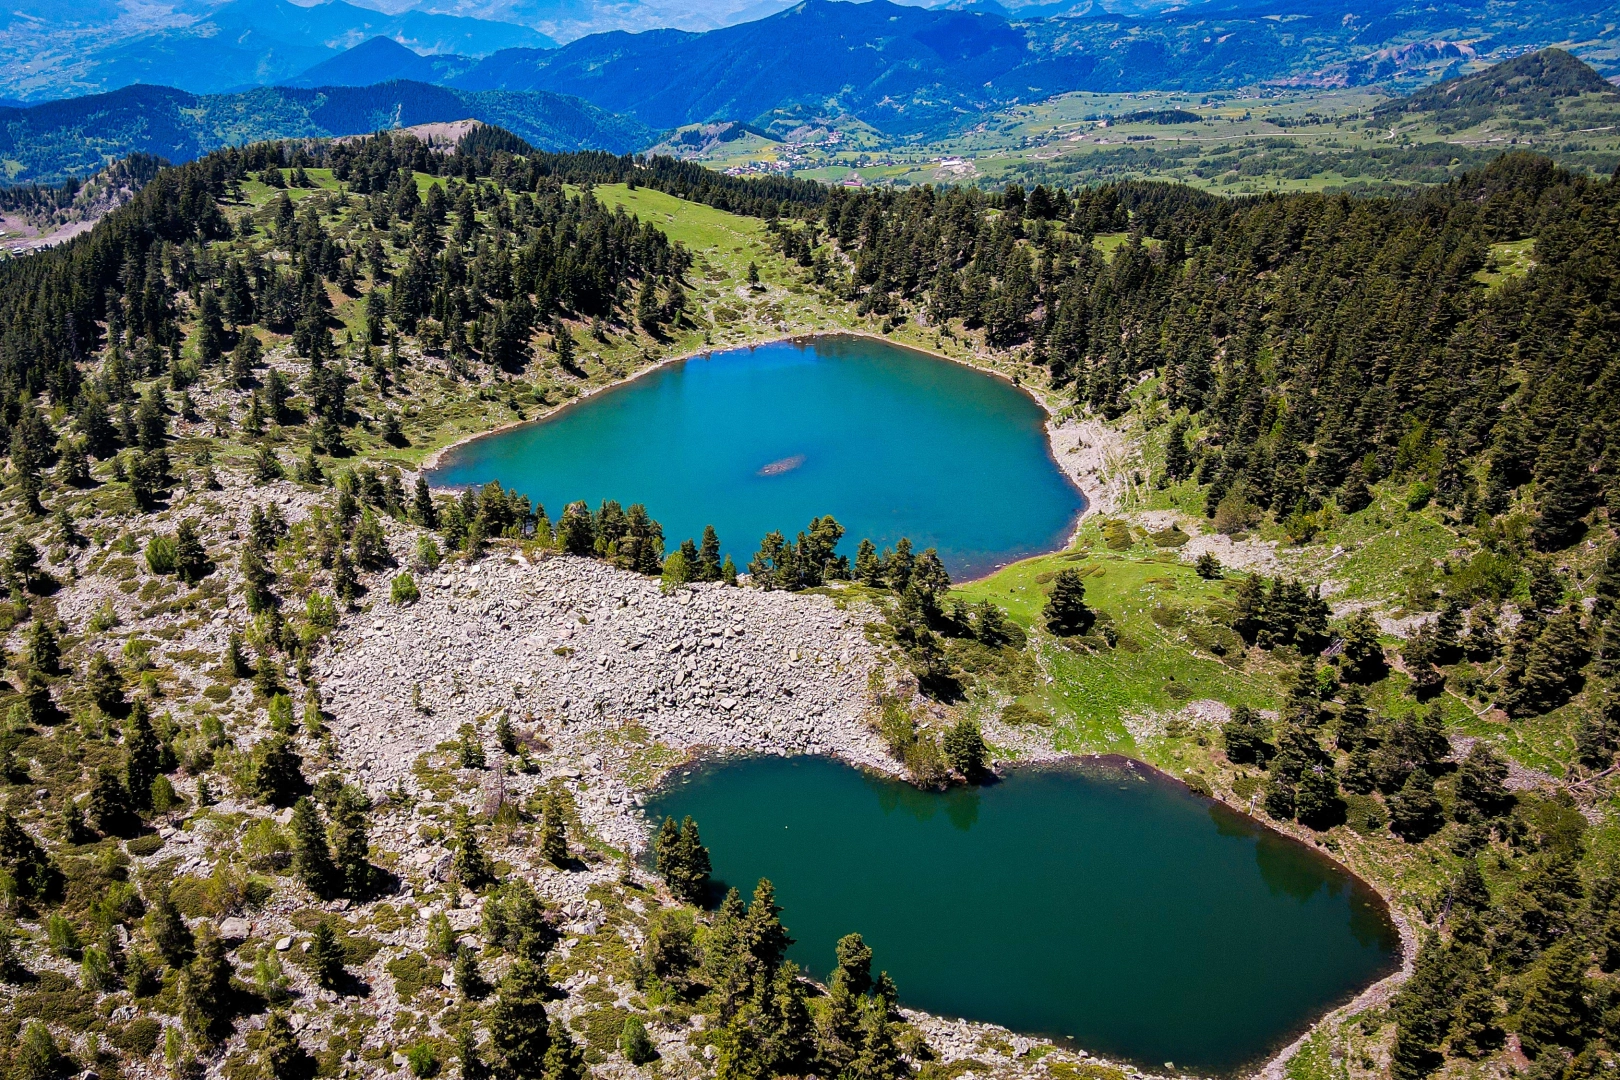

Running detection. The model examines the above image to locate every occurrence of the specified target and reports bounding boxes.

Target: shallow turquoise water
[645,755,1400,1075]
[429,335,1084,579]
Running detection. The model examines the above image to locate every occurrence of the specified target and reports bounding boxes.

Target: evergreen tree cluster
[288,782,376,900]
[1381,789,1620,1079]
[634,879,916,1080]
[655,816,713,904]
[806,155,1620,552]
[0,131,722,518]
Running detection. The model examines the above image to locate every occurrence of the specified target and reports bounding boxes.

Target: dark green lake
[645,755,1399,1075]
[429,335,1084,579]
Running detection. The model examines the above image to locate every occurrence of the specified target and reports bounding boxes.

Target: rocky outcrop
[317,551,897,853]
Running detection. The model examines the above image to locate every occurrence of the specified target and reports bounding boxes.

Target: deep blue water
[428,335,1085,579]
[647,756,1401,1076]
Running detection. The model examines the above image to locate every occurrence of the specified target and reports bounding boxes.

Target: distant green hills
[0,82,650,186]
[1374,48,1620,129]
[4,36,1619,192]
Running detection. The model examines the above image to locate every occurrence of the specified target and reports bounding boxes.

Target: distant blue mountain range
[309,0,1620,136]
[0,0,552,100]
[0,81,648,185]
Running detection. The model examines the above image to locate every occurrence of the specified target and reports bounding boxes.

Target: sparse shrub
[1000,701,1053,726]
[46,912,81,958]
[620,1017,657,1064]
[391,573,420,605]
[145,534,178,575]
[407,1042,441,1079]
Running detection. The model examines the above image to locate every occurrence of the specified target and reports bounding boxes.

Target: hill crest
[1376,47,1620,124]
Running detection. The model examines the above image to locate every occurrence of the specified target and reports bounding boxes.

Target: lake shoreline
[421,331,1089,492]
[420,328,1108,586]
[644,748,1406,1080]
[406,332,1412,1079]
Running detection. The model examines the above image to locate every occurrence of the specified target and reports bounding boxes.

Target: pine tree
[821,932,875,1069]
[307,922,347,990]
[1516,936,1588,1054]
[1389,934,1454,1080]
[740,879,792,981]
[412,475,438,529]
[124,699,161,811]
[1450,859,1492,914]
[1531,414,1590,551]
[458,1025,489,1080]
[541,1020,586,1080]
[941,719,986,777]
[1453,742,1512,822]
[241,545,277,614]
[698,525,723,581]
[25,618,59,675]
[854,539,881,586]
[10,436,42,516]
[1222,705,1270,765]
[333,547,358,604]
[455,945,490,1000]
[1262,773,1296,820]
[226,630,252,677]
[656,817,711,904]
[1042,568,1094,636]
[86,651,126,714]
[252,736,305,807]
[330,787,373,899]
[146,886,194,968]
[1337,612,1387,683]
[289,798,337,898]
[86,765,132,837]
[179,929,235,1045]
[1294,767,1344,830]
[0,812,56,901]
[453,812,495,892]
[174,518,209,583]
[539,791,569,867]
[259,1011,316,1080]
[1448,975,1503,1058]
[1502,606,1589,717]
[12,1022,63,1080]
[1163,417,1192,481]
[489,959,554,1080]
[619,1017,656,1065]
[636,279,661,334]
[135,386,168,451]
[352,509,388,570]
[1389,771,1443,842]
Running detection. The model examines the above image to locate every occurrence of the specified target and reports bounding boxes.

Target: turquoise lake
[646,755,1400,1076]
[429,335,1085,579]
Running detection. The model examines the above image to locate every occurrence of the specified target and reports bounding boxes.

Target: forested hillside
[4,123,1620,1080]
[798,157,1619,551]
[781,157,1620,1078]
[1375,47,1620,129]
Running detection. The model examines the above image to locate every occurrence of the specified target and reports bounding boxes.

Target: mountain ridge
[1,0,554,101]
[6,0,1618,111]
[283,36,485,89]
[1374,47,1620,126]
[0,81,649,185]
[414,0,1619,136]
